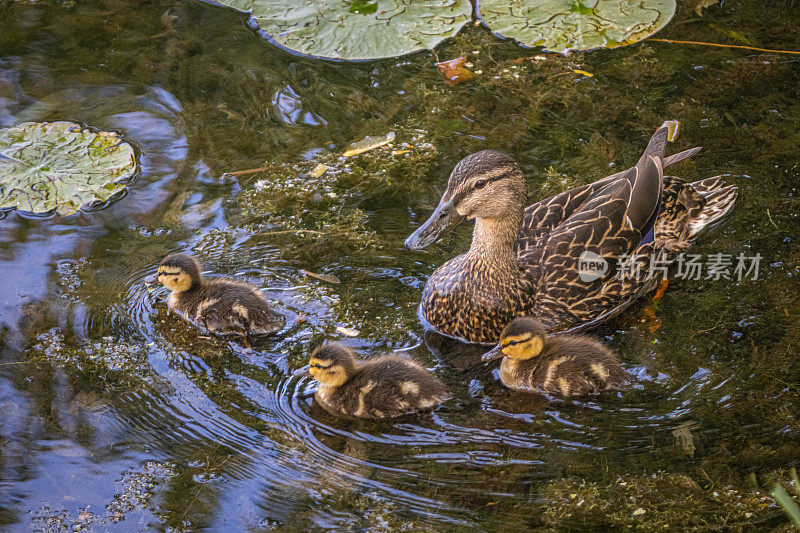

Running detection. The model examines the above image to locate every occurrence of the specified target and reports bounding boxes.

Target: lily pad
[479,0,676,53]
[212,0,472,61]
[0,122,137,216]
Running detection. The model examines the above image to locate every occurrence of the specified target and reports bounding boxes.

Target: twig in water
[220,167,273,179]
[253,229,324,237]
[767,209,779,230]
[646,38,800,56]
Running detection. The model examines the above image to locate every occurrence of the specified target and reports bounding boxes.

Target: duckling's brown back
[537,335,629,397]
[325,356,450,419]
[197,279,283,334]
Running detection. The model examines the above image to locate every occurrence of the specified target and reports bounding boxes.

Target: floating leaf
[479,0,676,54]
[436,56,477,86]
[0,122,137,216]
[308,163,328,178]
[336,326,360,337]
[211,0,472,61]
[343,132,396,157]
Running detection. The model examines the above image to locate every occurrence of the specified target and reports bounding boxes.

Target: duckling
[294,342,451,419]
[156,253,284,347]
[482,317,629,397]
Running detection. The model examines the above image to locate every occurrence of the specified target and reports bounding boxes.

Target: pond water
[1,0,799,530]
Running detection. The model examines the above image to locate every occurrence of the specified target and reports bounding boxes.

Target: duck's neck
[467,211,523,269]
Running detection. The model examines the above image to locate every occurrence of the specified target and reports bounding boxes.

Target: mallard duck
[294,342,451,419]
[482,317,629,397]
[157,253,284,347]
[405,124,738,344]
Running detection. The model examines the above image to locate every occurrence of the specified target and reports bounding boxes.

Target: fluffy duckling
[482,317,629,397]
[157,253,284,347]
[294,342,451,419]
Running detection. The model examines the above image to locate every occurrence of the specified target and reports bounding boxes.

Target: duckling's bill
[481,344,505,362]
[405,198,464,251]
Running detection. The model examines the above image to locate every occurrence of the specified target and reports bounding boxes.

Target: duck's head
[157,253,202,293]
[482,317,547,362]
[405,150,526,251]
[294,342,356,387]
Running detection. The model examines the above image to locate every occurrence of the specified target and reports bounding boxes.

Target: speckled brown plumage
[409,126,738,344]
[296,343,451,420]
[485,317,629,397]
[158,253,284,344]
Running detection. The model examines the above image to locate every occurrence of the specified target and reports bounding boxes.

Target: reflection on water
[1,0,799,530]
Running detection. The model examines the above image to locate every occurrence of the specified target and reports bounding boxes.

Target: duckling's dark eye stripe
[159,270,181,276]
[312,362,333,370]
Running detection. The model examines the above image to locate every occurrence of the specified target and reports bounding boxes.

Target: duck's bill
[404,199,464,251]
[293,364,311,378]
[481,345,505,362]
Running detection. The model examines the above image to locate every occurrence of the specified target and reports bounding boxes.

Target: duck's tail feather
[655,175,738,253]
[687,177,739,239]
[639,126,669,164]
[662,146,702,168]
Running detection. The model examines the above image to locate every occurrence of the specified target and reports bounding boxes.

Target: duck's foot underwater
[637,279,669,333]
[652,279,670,302]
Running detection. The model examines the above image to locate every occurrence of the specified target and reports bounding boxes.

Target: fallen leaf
[572,69,594,77]
[343,132,396,157]
[308,163,328,178]
[435,56,477,86]
[336,326,360,337]
[633,508,647,516]
[391,149,411,156]
[300,269,341,284]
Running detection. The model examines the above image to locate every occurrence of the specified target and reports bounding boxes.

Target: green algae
[538,472,770,530]
[234,128,439,267]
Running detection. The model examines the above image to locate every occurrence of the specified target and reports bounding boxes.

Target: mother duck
[405,124,737,344]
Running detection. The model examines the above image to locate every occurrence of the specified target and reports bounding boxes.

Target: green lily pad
[211,0,472,61]
[479,0,676,53]
[0,122,137,216]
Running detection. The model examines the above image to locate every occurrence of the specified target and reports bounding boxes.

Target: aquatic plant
[480,0,677,53]
[0,121,137,216]
[771,468,800,527]
[206,0,676,59]
[211,0,472,60]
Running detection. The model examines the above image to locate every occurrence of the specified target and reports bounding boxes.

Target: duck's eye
[474,179,487,189]
[505,339,519,347]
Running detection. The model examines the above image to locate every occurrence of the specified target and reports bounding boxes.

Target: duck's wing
[520,183,648,331]
[518,126,700,248]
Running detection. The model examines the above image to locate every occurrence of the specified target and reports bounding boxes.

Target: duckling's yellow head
[405,150,526,251]
[294,342,356,387]
[482,317,547,362]
[157,253,202,293]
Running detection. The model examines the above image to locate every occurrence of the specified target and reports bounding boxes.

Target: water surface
[1,0,799,530]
